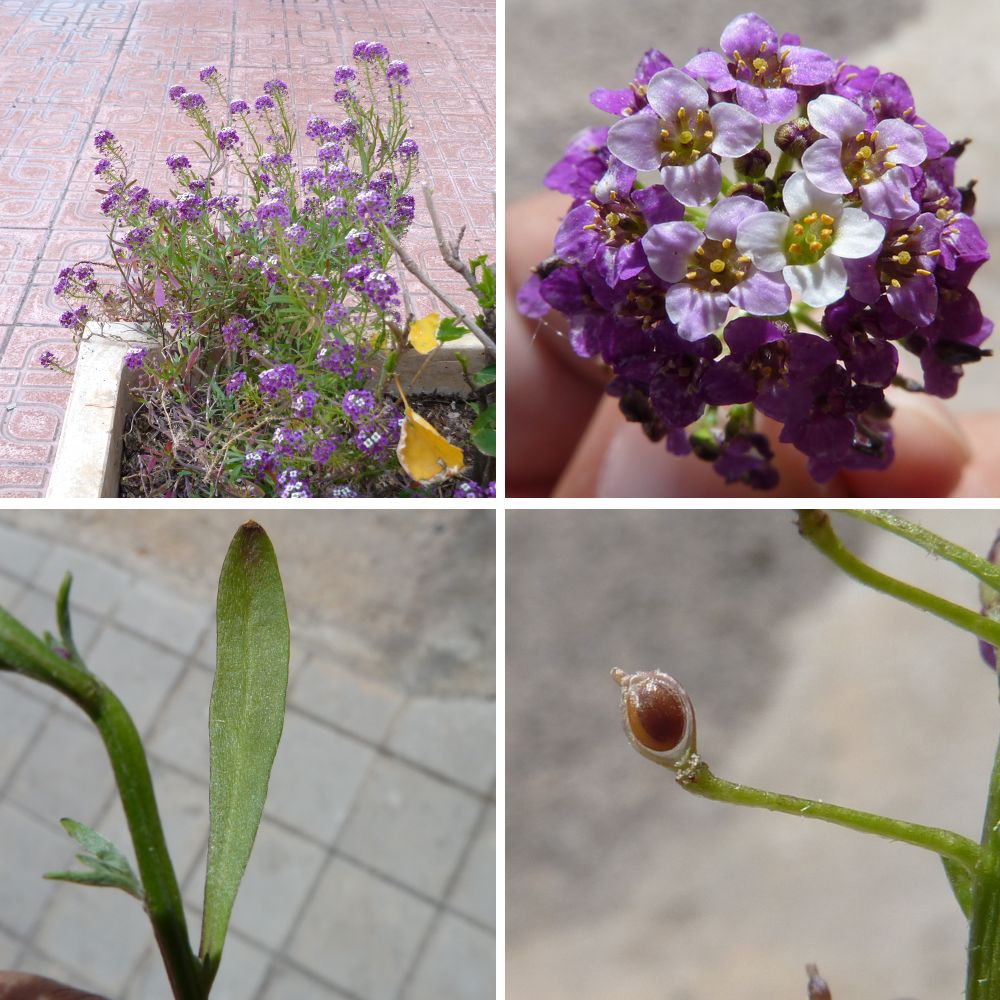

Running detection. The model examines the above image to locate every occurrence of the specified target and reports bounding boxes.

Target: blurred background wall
[506,0,1000,410]
[506,510,1000,999]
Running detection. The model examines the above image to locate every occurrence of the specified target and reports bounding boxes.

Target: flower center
[840,129,897,188]
[877,225,936,289]
[728,42,794,91]
[585,191,648,248]
[682,237,749,293]
[784,211,837,265]
[746,340,790,386]
[658,106,714,166]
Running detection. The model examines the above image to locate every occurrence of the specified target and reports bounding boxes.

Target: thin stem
[839,510,1000,592]
[967,733,1000,1000]
[0,607,206,999]
[789,305,824,333]
[797,510,1000,650]
[678,758,979,874]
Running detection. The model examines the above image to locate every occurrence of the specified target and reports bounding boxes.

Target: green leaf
[45,818,144,901]
[55,574,85,669]
[943,855,973,919]
[473,364,496,388]
[200,522,289,987]
[437,317,468,343]
[470,402,497,456]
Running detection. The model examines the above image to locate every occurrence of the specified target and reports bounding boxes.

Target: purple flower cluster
[123,346,147,370]
[519,12,991,488]
[216,128,241,151]
[258,363,301,397]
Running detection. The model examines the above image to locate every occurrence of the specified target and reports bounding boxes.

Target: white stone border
[46,323,488,499]
[47,324,150,499]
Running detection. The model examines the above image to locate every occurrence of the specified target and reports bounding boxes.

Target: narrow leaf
[45,817,144,901]
[55,574,85,669]
[942,855,973,919]
[200,522,289,986]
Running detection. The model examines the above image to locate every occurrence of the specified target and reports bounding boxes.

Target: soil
[118,392,493,498]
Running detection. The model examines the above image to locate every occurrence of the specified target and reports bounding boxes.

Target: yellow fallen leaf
[408,313,441,355]
[395,380,464,484]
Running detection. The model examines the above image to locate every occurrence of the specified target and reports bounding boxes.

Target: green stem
[772,149,796,180]
[0,607,206,1000]
[967,734,1000,999]
[678,758,979,874]
[839,510,1000,592]
[789,305,824,333]
[797,510,1000,650]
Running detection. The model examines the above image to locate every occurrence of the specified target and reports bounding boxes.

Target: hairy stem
[967,733,1000,1000]
[0,607,206,999]
[796,510,1000,650]
[677,758,979,874]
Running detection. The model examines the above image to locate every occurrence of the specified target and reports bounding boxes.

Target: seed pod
[611,669,696,767]
[805,964,832,1000]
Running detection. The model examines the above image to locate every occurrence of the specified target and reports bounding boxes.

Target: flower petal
[720,12,777,60]
[665,284,731,340]
[874,118,926,167]
[646,67,708,120]
[782,170,841,217]
[781,45,836,86]
[733,80,797,124]
[709,101,762,157]
[660,154,721,206]
[801,137,853,194]
[684,51,735,91]
[705,194,767,242]
[784,256,847,308]
[641,221,705,282]
[887,273,938,326]
[607,113,664,171]
[859,167,918,220]
[830,208,886,258]
[729,269,791,316]
[736,211,789,272]
[806,94,866,140]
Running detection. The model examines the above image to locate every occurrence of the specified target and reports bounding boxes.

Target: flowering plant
[518,12,991,489]
[47,43,492,498]
[613,510,1000,999]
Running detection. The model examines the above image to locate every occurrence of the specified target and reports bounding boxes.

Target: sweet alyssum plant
[45,43,492,498]
[0,523,289,998]
[612,510,1000,998]
[519,12,992,489]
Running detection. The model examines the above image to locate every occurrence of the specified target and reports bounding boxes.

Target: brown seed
[625,675,689,752]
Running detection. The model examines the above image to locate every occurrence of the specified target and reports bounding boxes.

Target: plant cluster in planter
[43,42,496,498]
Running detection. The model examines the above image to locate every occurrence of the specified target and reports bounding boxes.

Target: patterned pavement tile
[0,0,495,493]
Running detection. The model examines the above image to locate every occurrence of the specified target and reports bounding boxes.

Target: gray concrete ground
[506,1,1000,410]
[507,510,1000,999]
[0,511,495,1000]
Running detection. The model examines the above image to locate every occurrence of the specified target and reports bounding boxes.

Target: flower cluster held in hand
[518,12,991,488]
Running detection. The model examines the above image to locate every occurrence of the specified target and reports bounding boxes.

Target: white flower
[736,171,885,307]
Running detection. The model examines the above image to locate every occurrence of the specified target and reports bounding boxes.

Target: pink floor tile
[0,0,495,495]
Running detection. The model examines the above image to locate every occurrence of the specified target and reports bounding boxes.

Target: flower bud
[774,116,819,158]
[612,669,696,766]
[806,964,832,1000]
[734,147,771,179]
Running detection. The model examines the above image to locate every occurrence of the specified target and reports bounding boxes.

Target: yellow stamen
[820,214,835,226]
[855,131,866,142]
[721,238,733,249]
[927,249,942,257]
[709,259,726,273]
[894,250,911,265]
[808,241,823,252]
[685,270,698,280]
[788,242,801,255]
[737,255,751,264]
[792,223,805,236]
[709,277,721,288]
[679,130,694,145]
[703,130,714,140]
[915,268,932,276]
[820,228,833,238]
[605,212,620,227]
[677,106,687,120]
[803,212,818,224]
[696,246,706,256]
[696,108,706,122]
[883,160,896,169]
[890,278,901,288]
[856,146,873,160]
[752,57,768,74]
[884,143,898,152]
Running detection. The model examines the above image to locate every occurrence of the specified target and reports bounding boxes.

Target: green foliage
[45,818,144,901]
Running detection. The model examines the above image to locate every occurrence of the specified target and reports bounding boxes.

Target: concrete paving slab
[403,912,494,1000]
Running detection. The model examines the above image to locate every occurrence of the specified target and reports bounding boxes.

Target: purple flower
[801,94,926,219]
[317,141,344,163]
[221,315,253,349]
[166,153,191,172]
[345,228,378,255]
[179,93,206,112]
[38,350,57,369]
[607,68,761,205]
[255,197,291,226]
[243,449,275,475]
[544,126,611,199]
[736,172,885,307]
[333,88,353,104]
[685,12,836,123]
[979,533,1000,670]
[338,119,359,140]
[254,95,275,113]
[124,346,147,370]
[363,270,399,310]
[93,130,115,150]
[94,158,111,175]
[355,188,388,222]
[263,78,288,96]
[312,437,339,464]
[272,426,306,455]
[397,137,419,160]
[641,196,791,340]
[334,66,356,84]
[199,65,218,82]
[590,48,673,117]
[352,41,370,59]
[284,222,307,246]
[258,363,301,397]
[292,389,319,418]
[59,305,89,329]
[224,371,247,395]
[323,302,351,329]
[355,41,389,62]
[867,74,949,160]
[316,338,356,375]
[123,225,152,250]
[230,99,249,115]
[386,60,410,85]
[168,85,187,102]
[217,127,241,151]
[279,476,312,499]
[341,388,376,422]
[329,484,359,498]
[305,114,333,140]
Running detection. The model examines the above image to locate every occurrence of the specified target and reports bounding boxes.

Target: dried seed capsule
[805,964,832,1000]
[611,669,696,766]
